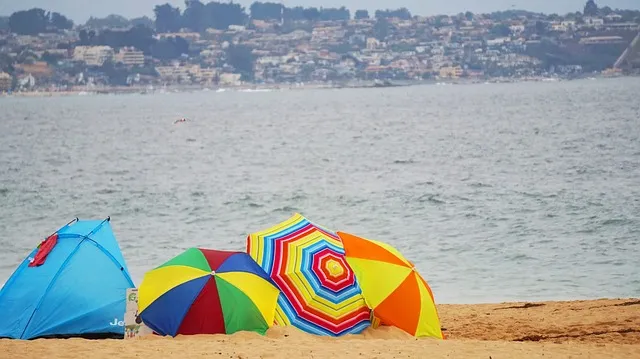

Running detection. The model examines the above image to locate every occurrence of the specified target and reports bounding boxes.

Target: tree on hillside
[302,7,320,22]
[8,9,73,35]
[99,60,130,85]
[41,51,65,65]
[583,0,598,17]
[618,10,640,23]
[131,16,154,28]
[283,6,308,21]
[375,8,411,20]
[564,11,582,20]
[319,7,350,21]
[85,14,130,29]
[225,44,254,79]
[206,2,247,30]
[0,16,9,32]
[490,23,511,37]
[599,6,613,16]
[217,3,240,29]
[9,9,49,35]
[0,53,15,74]
[373,17,389,40]
[78,25,156,54]
[154,3,182,32]
[354,10,369,20]
[535,20,549,35]
[155,1,249,33]
[50,12,73,30]
[126,25,156,53]
[486,10,542,21]
[250,2,283,21]
[183,0,209,32]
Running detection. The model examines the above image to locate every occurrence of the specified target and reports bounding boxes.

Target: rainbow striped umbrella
[246,213,371,336]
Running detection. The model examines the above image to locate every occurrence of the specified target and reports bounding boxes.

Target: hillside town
[0,0,639,93]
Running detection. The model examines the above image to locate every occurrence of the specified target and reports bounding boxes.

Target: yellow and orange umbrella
[336,231,443,339]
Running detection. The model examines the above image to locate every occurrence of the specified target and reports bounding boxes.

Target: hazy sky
[1,0,639,23]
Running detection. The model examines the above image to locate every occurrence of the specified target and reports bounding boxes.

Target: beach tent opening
[0,217,135,340]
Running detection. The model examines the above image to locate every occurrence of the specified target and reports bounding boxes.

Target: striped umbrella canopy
[336,231,443,339]
[138,248,280,337]
[246,213,371,336]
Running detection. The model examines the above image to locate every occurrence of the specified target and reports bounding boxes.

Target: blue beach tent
[0,217,135,339]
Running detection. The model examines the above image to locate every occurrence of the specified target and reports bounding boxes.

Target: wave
[416,194,446,204]
[272,205,298,213]
[239,89,273,93]
[392,159,415,164]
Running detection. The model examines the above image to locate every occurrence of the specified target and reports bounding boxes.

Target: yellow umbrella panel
[336,231,443,339]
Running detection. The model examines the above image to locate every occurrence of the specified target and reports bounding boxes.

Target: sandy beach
[1,298,638,358]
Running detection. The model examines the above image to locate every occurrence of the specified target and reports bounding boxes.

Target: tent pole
[42,217,78,241]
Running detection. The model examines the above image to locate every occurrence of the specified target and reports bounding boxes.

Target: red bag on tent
[29,233,58,267]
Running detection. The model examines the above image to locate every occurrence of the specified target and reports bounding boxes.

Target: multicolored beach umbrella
[246,213,371,336]
[138,248,280,337]
[336,231,443,339]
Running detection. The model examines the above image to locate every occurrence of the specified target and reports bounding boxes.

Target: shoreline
[1,298,638,358]
[1,73,636,98]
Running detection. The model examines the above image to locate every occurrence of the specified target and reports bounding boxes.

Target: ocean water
[1,78,639,304]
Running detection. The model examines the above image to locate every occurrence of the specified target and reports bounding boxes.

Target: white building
[366,37,381,50]
[155,64,217,83]
[73,46,114,66]
[17,74,36,89]
[0,72,12,92]
[509,24,525,33]
[256,56,284,66]
[115,47,145,66]
[155,65,190,82]
[487,37,510,46]
[583,17,605,28]
[219,73,241,86]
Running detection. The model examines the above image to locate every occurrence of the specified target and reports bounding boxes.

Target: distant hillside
[0,16,9,32]
[526,30,638,71]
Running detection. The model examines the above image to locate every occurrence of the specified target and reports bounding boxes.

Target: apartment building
[115,47,145,66]
[73,46,115,66]
[0,72,12,92]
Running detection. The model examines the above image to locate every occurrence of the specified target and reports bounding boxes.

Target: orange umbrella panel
[336,231,443,339]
